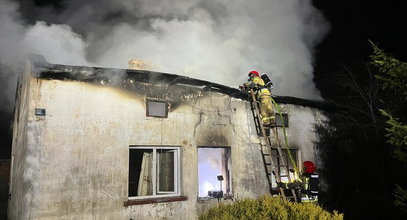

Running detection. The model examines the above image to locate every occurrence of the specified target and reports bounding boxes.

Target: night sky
[312,0,407,99]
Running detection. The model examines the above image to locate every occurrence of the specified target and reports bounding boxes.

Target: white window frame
[128,146,181,199]
[157,149,178,194]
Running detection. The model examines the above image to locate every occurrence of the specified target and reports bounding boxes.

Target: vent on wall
[146,101,168,118]
[35,108,46,116]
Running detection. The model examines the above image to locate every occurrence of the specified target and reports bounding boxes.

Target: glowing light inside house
[198,148,224,197]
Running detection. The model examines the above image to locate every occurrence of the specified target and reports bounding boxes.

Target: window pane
[271,149,297,183]
[129,147,180,198]
[285,149,297,170]
[158,150,175,192]
[129,149,153,197]
[275,114,289,127]
[147,101,167,117]
[275,149,298,182]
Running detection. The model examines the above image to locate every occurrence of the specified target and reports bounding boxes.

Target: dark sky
[315,0,407,60]
[1,0,407,159]
[312,0,407,98]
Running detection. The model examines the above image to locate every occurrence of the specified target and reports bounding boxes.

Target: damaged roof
[27,54,336,111]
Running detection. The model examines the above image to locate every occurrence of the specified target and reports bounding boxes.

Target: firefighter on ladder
[242,70,275,127]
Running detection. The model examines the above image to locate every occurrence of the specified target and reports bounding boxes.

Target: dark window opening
[128,147,179,198]
[129,149,153,197]
[275,113,289,127]
[271,148,298,184]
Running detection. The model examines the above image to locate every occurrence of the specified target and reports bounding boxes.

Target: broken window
[146,100,168,118]
[198,147,232,198]
[275,113,289,127]
[128,146,180,198]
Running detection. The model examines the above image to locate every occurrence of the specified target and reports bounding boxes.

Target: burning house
[8,56,331,219]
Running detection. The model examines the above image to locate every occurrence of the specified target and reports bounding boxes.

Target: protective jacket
[245,76,275,126]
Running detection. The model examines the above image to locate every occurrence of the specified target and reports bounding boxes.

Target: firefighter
[301,161,319,202]
[243,70,275,127]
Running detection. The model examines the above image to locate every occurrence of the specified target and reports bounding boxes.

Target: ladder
[248,89,299,202]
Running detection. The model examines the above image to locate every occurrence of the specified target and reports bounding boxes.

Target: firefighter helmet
[248,70,260,77]
[303,161,316,173]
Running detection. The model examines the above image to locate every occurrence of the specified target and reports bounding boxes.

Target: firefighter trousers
[259,95,275,126]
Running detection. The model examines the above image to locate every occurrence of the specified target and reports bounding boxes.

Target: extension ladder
[248,89,299,202]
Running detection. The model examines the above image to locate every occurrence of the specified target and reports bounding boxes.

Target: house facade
[8,57,330,219]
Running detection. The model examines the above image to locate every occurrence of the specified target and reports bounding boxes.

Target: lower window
[271,148,299,185]
[128,146,180,198]
[198,147,232,198]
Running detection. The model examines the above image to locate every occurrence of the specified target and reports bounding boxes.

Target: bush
[199,195,343,220]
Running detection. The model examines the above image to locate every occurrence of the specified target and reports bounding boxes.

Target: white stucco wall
[280,104,329,164]
[9,71,328,219]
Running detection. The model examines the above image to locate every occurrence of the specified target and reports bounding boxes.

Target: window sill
[197,195,234,202]
[124,196,188,206]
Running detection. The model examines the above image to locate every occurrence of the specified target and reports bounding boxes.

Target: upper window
[198,147,232,199]
[128,146,180,198]
[146,101,168,118]
[275,113,289,127]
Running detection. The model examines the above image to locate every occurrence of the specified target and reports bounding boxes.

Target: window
[275,113,289,127]
[146,101,168,118]
[128,146,180,198]
[271,148,298,185]
[198,147,232,198]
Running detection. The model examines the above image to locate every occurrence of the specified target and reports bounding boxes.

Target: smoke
[0,0,90,113]
[22,21,88,66]
[0,0,329,114]
[198,148,222,169]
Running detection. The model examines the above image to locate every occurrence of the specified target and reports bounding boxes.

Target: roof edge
[27,55,337,111]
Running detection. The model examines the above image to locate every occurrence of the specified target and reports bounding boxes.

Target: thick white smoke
[0,0,90,112]
[0,0,329,113]
[22,21,88,66]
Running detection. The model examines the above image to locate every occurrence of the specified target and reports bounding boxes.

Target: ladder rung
[264,153,282,157]
[275,165,287,167]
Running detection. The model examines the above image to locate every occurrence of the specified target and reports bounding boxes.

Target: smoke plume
[0,0,329,115]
